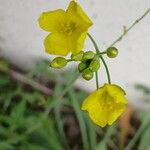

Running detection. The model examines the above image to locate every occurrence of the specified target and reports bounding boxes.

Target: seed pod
[78,62,87,72]
[106,47,118,58]
[83,51,95,60]
[71,51,84,61]
[89,59,100,72]
[82,68,93,80]
[50,57,67,69]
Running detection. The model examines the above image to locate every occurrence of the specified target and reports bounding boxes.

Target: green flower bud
[71,51,84,61]
[83,51,95,60]
[106,47,118,58]
[82,68,93,80]
[50,57,67,69]
[78,62,87,72]
[89,59,100,72]
[93,55,99,61]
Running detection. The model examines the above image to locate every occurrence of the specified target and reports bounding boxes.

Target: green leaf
[95,125,116,150]
[135,84,150,95]
[53,83,69,150]
[83,114,97,150]
[69,89,90,150]
[0,74,10,86]
[3,94,12,111]
[139,126,150,150]
[95,141,107,150]
[125,114,150,150]
[27,118,63,150]
[10,98,26,128]
[0,141,14,150]
[26,143,50,150]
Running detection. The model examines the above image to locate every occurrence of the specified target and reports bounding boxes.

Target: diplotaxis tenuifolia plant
[38,0,149,127]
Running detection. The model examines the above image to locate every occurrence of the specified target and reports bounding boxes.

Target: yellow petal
[82,84,127,127]
[81,90,108,127]
[106,84,126,95]
[66,1,93,33]
[66,32,86,54]
[105,84,127,104]
[38,9,66,32]
[76,32,87,54]
[67,1,92,26]
[108,103,126,125]
[44,33,70,56]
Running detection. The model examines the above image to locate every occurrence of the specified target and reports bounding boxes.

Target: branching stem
[109,8,150,47]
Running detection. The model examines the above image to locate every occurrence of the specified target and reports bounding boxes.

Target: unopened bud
[82,68,93,80]
[83,51,95,60]
[106,47,118,58]
[78,62,87,72]
[71,51,84,61]
[50,57,67,69]
[89,59,100,72]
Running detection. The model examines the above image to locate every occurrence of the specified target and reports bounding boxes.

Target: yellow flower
[82,84,127,127]
[38,1,93,56]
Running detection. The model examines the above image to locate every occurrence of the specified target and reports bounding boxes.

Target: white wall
[0,0,150,108]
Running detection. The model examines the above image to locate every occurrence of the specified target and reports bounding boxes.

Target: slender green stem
[100,56,111,84]
[87,33,111,84]
[87,33,99,53]
[99,51,107,55]
[67,59,73,62]
[87,33,100,88]
[109,8,150,47]
[95,71,99,89]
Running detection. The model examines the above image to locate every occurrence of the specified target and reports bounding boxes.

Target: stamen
[60,21,76,35]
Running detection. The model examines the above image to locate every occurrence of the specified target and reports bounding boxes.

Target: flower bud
[83,51,95,60]
[82,68,93,80]
[71,51,84,61]
[78,62,87,72]
[50,57,67,69]
[106,47,118,58]
[89,59,100,72]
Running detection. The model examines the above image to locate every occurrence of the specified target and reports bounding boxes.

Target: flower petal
[108,103,126,125]
[66,1,93,33]
[81,90,108,127]
[38,9,66,32]
[82,84,127,127]
[44,33,70,56]
[76,32,87,53]
[105,84,127,104]
[68,32,87,54]
[67,1,92,26]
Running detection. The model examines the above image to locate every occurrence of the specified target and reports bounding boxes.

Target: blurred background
[0,0,150,149]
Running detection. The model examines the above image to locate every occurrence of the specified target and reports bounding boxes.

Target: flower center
[60,21,76,36]
[100,92,114,110]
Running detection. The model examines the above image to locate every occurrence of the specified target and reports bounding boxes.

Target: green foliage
[135,84,150,95]
[1,59,150,150]
[139,126,150,150]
